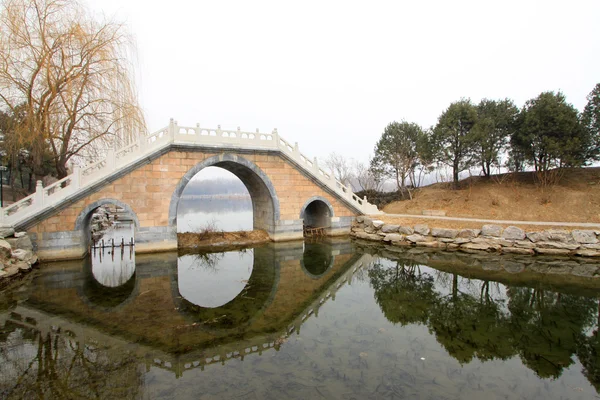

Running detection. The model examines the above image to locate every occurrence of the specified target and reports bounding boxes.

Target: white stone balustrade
[0,120,380,226]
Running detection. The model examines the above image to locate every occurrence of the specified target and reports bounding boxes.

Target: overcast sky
[88,0,599,165]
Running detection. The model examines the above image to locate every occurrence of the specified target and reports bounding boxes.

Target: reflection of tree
[428,277,515,364]
[369,260,600,388]
[507,287,597,378]
[0,323,142,399]
[368,260,438,326]
[577,303,600,392]
[189,252,225,272]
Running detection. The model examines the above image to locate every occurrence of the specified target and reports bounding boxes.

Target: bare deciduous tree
[353,159,383,192]
[0,0,145,180]
[323,152,352,186]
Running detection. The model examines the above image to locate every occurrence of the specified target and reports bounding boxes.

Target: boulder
[398,226,415,235]
[535,241,580,250]
[572,230,599,244]
[14,232,26,238]
[461,243,492,251]
[406,234,428,243]
[583,243,600,250]
[534,248,572,256]
[355,232,382,241]
[11,249,33,262]
[16,261,31,271]
[454,238,471,245]
[502,226,526,240]
[417,241,442,248]
[383,234,404,242]
[514,240,536,249]
[431,228,459,239]
[356,216,365,223]
[413,224,429,235]
[575,250,600,257]
[481,224,503,237]
[381,224,400,233]
[5,235,33,252]
[546,230,573,243]
[0,240,11,258]
[502,247,535,255]
[457,229,480,239]
[372,220,385,229]
[526,231,549,243]
[0,226,15,239]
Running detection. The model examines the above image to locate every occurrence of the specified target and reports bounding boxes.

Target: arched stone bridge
[0,120,380,260]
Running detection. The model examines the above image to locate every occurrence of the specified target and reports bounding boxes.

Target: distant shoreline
[181,194,251,200]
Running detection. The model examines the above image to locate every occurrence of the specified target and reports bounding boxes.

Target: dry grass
[382,167,600,224]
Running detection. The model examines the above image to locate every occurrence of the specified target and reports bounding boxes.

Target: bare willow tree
[0,0,145,181]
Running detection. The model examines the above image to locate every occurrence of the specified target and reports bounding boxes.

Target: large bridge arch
[168,154,281,235]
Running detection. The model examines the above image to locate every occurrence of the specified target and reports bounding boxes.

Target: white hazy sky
[88,0,599,164]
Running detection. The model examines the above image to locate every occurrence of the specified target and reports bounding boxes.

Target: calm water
[1,239,600,399]
[177,196,252,232]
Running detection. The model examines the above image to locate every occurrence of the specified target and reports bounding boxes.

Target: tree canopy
[511,91,584,173]
[0,0,145,182]
[371,121,427,199]
[433,99,478,186]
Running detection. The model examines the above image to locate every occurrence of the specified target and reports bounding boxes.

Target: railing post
[272,128,279,148]
[106,149,116,171]
[138,132,146,153]
[293,142,300,157]
[168,118,176,142]
[35,180,44,208]
[313,157,319,174]
[71,165,81,190]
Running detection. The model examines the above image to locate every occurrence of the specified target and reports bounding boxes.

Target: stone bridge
[0,120,379,260]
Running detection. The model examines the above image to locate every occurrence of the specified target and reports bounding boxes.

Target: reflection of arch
[77,257,139,311]
[300,242,335,278]
[74,198,139,249]
[169,154,280,234]
[300,196,334,229]
[170,246,280,333]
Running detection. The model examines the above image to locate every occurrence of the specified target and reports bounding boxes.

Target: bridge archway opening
[75,199,138,270]
[300,197,334,234]
[176,166,252,233]
[170,155,280,237]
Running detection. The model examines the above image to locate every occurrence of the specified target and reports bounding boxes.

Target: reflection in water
[177,197,252,232]
[91,222,135,287]
[2,240,600,399]
[302,242,333,277]
[178,250,253,308]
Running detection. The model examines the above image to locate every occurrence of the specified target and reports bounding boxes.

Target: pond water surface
[1,239,600,399]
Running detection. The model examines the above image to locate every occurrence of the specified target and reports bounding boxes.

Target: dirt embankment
[382,167,600,224]
[177,230,270,250]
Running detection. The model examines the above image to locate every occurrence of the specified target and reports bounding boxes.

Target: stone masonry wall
[352,216,600,258]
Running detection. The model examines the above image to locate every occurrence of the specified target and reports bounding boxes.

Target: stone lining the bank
[0,225,39,285]
[352,216,600,258]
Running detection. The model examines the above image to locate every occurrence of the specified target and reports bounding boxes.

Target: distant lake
[177,195,253,232]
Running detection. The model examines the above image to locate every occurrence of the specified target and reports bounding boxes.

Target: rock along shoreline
[0,225,39,287]
[352,216,600,259]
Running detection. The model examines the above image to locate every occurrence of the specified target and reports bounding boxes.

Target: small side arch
[74,198,140,248]
[300,196,334,230]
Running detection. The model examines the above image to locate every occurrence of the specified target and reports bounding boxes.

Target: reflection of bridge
[0,241,373,378]
[1,120,379,260]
